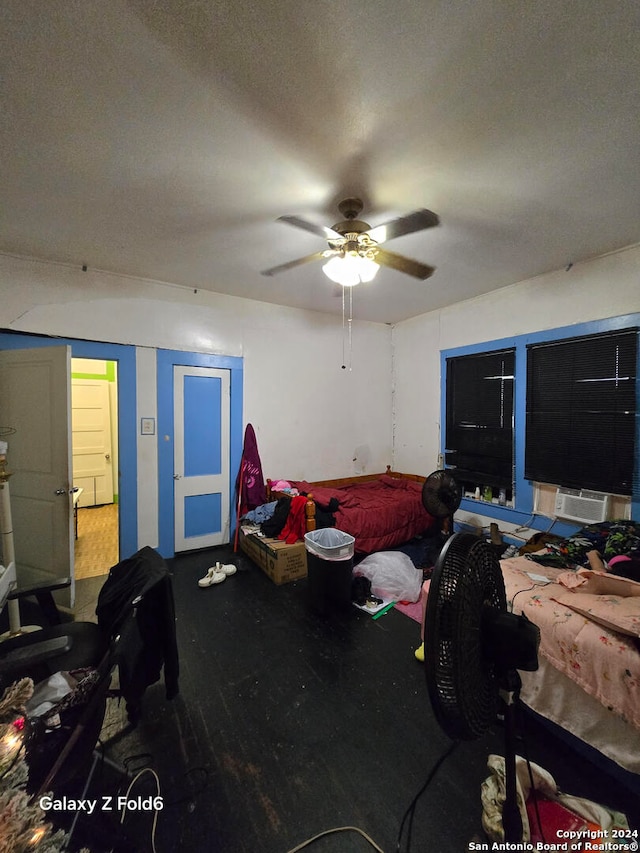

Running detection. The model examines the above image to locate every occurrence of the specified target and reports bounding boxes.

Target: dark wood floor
[57,545,640,851]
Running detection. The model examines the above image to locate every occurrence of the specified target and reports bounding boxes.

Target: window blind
[445,349,514,488]
[525,329,637,495]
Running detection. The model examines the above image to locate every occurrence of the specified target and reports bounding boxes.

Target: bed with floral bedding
[500,547,640,774]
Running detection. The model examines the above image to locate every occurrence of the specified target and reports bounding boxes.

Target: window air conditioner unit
[554,488,609,525]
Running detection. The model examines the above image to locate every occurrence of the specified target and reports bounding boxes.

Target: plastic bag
[355,551,422,602]
[27,671,77,718]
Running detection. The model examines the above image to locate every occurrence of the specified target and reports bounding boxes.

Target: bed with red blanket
[267,470,436,554]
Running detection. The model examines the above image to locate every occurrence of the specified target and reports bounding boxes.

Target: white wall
[0,253,393,546]
[392,244,640,477]
[6,244,638,547]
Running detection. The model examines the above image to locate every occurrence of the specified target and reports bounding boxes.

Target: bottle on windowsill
[474,486,481,500]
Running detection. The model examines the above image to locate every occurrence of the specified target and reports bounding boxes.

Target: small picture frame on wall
[140,417,156,435]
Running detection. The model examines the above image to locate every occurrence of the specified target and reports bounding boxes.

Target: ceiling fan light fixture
[262,199,438,281]
[322,253,380,287]
[323,255,358,286]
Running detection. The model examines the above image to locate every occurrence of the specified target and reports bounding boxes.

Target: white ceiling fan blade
[366,209,440,244]
[261,250,336,277]
[375,247,435,280]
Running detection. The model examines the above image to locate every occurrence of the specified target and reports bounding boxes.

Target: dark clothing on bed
[261,497,291,537]
[314,506,337,529]
[261,494,336,537]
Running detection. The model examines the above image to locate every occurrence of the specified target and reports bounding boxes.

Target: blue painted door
[173,366,230,551]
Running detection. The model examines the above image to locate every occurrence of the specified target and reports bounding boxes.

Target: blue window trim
[156,349,244,558]
[441,313,640,536]
[0,331,138,558]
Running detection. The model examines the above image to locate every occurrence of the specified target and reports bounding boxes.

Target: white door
[174,366,230,551]
[71,378,114,506]
[0,346,74,604]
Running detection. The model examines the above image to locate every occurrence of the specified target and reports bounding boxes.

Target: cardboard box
[239,530,307,585]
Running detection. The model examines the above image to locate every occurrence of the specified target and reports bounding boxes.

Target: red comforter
[292,475,436,553]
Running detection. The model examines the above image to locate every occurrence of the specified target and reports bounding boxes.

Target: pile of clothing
[242,494,338,544]
[526,519,640,578]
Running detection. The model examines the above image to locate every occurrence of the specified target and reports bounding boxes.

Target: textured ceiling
[1,0,639,323]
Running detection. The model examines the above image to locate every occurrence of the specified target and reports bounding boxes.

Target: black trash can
[304,528,355,616]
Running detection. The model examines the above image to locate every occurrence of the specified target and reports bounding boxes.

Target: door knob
[105,453,111,461]
[55,488,67,495]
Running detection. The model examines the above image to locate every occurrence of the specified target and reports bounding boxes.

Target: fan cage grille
[425,534,506,740]
[422,470,462,519]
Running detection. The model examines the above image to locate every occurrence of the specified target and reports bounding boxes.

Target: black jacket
[96,546,179,717]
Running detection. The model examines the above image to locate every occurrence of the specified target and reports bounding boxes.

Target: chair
[0,546,179,797]
[0,575,106,694]
[6,574,74,627]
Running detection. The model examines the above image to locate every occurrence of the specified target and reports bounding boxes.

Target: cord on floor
[283,740,460,853]
[396,739,460,853]
[285,825,386,853]
[117,766,162,853]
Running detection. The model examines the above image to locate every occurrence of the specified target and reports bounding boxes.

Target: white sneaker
[215,561,237,577]
[198,566,226,587]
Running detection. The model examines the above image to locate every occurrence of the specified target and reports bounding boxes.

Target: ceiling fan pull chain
[348,286,353,372]
[341,286,346,369]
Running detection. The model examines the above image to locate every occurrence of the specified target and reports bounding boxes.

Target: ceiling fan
[261,198,439,287]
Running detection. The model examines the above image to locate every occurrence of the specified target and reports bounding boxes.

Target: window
[525,330,637,495]
[445,349,515,496]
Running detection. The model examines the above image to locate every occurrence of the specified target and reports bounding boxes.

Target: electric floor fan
[421,469,462,538]
[424,532,540,842]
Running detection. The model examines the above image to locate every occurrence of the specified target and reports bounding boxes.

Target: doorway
[72,358,119,579]
[173,365,231,552]
[156,349,244,558]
